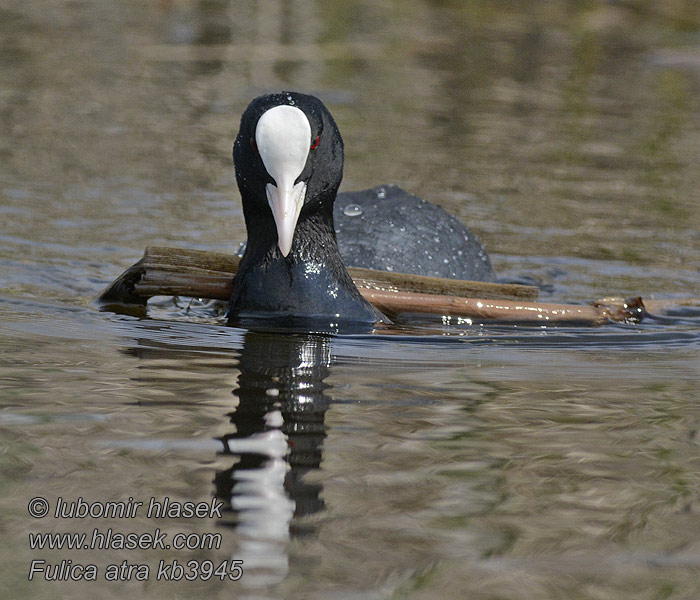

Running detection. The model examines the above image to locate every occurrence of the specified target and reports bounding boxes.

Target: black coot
[228,91,384,327]
[228,91,495,327]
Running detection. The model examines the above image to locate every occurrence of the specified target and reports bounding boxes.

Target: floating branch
[362,289,643,324]
[99,246,539,303]
[98,246,695,325]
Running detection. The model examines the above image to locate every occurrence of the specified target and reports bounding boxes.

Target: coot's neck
[242,198,339,267]
[229,193,383,326]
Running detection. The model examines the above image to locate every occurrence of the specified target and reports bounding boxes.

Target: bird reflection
[215,330,332,585]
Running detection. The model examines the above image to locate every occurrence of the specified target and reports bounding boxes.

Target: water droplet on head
[343,204,363,217]
[376,187,386,200]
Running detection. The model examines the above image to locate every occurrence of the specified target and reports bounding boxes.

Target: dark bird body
[334,184,495,281]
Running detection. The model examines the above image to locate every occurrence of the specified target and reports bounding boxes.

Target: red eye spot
[250,137,257,152]
[310,135,320,150]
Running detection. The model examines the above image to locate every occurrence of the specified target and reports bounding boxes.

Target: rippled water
[2,1,700,599]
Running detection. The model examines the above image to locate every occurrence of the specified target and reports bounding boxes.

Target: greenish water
[1,1,700,599]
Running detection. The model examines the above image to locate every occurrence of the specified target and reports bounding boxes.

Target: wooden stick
[97,246,697,325]
[364,290,636,324]
[349,266,538,300]
[98,246,539,303]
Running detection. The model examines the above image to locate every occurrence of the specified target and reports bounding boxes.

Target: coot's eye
[310,135,320,150]
[250,137,257,152]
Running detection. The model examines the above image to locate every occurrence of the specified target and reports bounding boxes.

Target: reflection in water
[215,331,332,587]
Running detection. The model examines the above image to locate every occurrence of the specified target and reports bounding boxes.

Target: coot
[228,91,494,327]
[228,91,384,327]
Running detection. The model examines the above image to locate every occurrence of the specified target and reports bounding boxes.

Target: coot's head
[233,92,344,257]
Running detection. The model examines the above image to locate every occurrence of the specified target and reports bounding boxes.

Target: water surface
[2,1,700,599]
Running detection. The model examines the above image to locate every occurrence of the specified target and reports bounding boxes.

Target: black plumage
[228,92,384,328]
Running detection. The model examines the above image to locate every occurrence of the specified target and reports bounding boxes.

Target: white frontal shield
[255,105,311,257]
